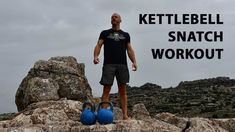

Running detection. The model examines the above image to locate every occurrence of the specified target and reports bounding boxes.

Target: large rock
[1,100,235,132]
[0,99,182,132]
[113,107,123,120]
[132,103,151,120]
[212,118,235,132]
[185,118,227,132]
[155,112,189,129]
[155,113,235,132]
[15,56,93,111]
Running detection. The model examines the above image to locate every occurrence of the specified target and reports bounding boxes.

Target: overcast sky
[0,0,234,113]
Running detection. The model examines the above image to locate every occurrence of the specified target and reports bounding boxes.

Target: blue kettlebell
[80,102,96,125]
[97,101,114,124]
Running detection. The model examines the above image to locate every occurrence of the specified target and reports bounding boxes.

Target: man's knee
[103,85,112,94]
[118,83,126,95]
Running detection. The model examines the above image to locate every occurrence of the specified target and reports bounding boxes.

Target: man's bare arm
[93,39,104,64]
[127,43,137,71]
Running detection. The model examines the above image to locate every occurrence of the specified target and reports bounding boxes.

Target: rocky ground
[1,99,235,132]
[110,77,235,118]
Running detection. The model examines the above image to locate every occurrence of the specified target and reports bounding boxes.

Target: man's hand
[93,39,103,65]
[127,43,137,71]
[132,63,137,71]
[93,57,100,64]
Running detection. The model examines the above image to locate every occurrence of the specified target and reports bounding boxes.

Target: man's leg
[118,83,129,120]
[101,85,112,108]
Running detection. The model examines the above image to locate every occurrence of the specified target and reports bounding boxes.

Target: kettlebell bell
[80,102,96,125]
[97,101,114,124]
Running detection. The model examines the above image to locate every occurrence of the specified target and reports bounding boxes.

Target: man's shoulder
[100,29,130,36]
[120,30,129,34]
[120,30,130,36]
[101,29,112,33]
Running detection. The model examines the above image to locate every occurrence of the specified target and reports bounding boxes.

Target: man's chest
[106,32,127,42]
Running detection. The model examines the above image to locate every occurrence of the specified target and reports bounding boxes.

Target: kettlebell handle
[82,101,95,112]
[98,101,113,111]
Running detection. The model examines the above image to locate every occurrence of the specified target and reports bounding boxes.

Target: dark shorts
[100,64,130,85]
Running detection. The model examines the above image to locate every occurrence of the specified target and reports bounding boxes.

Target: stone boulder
[132,103,151,120]
[212,119,235,132]
[155,112,189,129]
[113,107,123,120]
[185,118,227,132]
[155,112,235,132]
[15,56,93,111]
[0,99,182,132]
[0,99,82,130]
[1,100,235,132]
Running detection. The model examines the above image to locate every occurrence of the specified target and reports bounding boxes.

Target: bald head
[112,13,121,19]
[111,13,122,26]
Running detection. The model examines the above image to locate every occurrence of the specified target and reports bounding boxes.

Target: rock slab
[15,56,93,111]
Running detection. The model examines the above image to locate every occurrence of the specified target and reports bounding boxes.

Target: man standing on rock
[93,13,137,120]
